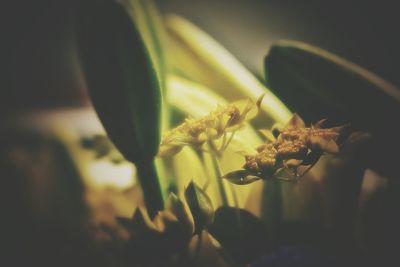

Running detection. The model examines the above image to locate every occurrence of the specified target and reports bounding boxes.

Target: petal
[205,127,219,139]
[287,113,305,128]
[313,118,328,128]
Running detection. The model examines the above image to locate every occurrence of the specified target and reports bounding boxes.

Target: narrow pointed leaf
[165,192,194,235]
[131,208,156,234]
[223,170,261,185]
[208,207,271,265]
[184,181,214,234]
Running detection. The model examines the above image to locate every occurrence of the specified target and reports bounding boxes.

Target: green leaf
[77,0,163,216]
[121,0,167,92]
[165,192,194,235]
[265,40,400,177]
[184,181,214,234]
[77,0,161,162]
[223,170,261,185]
[208,207,271,265]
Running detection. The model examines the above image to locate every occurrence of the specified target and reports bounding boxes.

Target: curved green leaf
[265,40,400,177]
[76,0,163,216]
[77,0,161,162]
[184,181,214,234]
[208,207,271,265]
[121,0,167,91]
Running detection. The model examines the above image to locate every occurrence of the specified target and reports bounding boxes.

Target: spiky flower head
[224,114,346,184]
[158,95,264,157]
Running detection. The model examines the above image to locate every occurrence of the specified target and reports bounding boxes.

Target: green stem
[229,183,239,208]
[262,179,282,238]
[208,141,228,206]
[136,159,164,218]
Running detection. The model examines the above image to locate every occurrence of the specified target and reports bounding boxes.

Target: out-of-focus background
[3,0,400,114]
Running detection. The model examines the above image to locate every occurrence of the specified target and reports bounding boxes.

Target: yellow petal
[287,113,306,128]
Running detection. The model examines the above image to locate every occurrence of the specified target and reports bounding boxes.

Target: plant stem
[136,159,164,218]
[208,141,228,206]
[229,183,239,208]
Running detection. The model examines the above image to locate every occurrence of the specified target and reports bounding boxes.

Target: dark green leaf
[208,207,271,265]
[223,170,261,185]
[165,192,194,235]
[184,181,214,234]
[76,0,164,217]
[121,0,167,89]
[130,208,154,234]
[265,40,400,177]
[77,0,161,163]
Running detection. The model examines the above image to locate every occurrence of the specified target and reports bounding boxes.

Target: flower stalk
[207,141,229,206]
[136,159,164,218]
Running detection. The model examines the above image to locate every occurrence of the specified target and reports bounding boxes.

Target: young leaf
[184,181,214,234]
[223,170,261,185]
[165,192,194,236]
[208,207,271,265]
[265,40,400,177]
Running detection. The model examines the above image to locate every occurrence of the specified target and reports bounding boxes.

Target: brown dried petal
[313,118,328,128]
[286,113,305,128]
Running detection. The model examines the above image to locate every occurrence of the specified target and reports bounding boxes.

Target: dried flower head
[224,114,346,184]
[158,95,264,157]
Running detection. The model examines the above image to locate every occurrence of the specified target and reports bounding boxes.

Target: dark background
[3,0,400,114]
